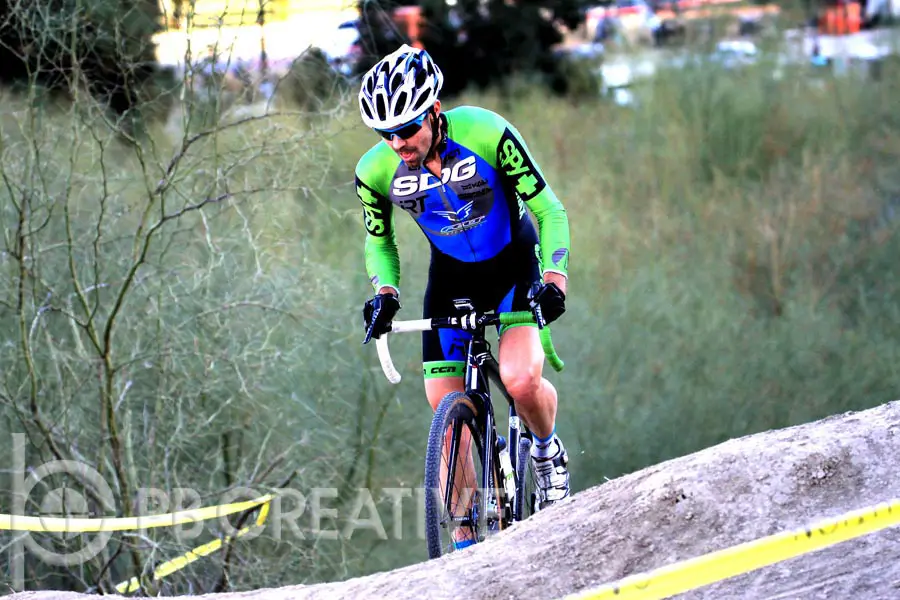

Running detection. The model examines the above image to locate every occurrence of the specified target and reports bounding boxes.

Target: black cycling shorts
[422,241,540,380]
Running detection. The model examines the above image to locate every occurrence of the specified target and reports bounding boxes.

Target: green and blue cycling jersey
[354,105,570,297]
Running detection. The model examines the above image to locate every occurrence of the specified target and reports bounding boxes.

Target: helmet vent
[412,92,430,113]
[390,71,403,93]
[394,91,409,116]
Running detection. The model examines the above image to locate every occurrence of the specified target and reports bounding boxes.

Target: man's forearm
[543,271,567,296]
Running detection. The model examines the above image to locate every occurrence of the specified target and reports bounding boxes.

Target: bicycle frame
[462,325,529,503]
[374,304,563,530]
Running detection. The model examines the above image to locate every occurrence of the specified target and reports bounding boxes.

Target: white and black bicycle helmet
[358,44,444,131]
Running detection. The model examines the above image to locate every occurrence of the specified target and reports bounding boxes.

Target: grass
[1,46,899,590]
[488,58,900,483]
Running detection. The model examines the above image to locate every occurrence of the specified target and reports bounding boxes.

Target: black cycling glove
[362,293,401,344]
[530,282,566,327]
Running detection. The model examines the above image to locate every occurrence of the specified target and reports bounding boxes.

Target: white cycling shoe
[531,438,570,510]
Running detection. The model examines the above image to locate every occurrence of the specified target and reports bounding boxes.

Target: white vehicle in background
[586,0,664,46]
[321,19,363,77]
[864,0,900,24]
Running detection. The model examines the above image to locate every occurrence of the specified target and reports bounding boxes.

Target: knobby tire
[423,391,504,559]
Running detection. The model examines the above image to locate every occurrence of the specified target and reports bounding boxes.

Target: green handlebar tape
[499,312,565,372]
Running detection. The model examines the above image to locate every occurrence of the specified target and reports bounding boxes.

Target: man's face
[378,102,441,168]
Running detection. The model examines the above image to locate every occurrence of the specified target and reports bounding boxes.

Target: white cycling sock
[531,429,560,460]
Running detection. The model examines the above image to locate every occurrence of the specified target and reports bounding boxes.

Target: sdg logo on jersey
[392,156,478,197]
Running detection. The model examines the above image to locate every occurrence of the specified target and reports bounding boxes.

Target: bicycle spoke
[440,419,480,547]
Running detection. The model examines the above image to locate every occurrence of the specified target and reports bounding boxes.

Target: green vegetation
[0,0,169,118]
[1,43,898,593]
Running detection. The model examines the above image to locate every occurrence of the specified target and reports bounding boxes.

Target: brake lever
[528,282,546,330]
[532,304,546,330]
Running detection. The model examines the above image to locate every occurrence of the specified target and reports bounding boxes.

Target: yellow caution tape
[563,498,900,600]
[0,495,272,533]
[115,500,271,594]
[2,494,272,594]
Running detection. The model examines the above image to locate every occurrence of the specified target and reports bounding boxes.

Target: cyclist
[355,45,572,538]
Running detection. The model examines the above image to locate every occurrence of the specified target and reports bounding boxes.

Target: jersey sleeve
[469,109,570,278]
[355,158,401,295]
[496,123,569,277]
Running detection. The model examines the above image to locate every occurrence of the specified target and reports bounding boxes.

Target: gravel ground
[10,401,900,600]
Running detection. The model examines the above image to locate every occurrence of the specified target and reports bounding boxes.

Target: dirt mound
[11,401,900,600]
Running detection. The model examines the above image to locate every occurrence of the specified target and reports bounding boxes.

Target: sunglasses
[375,112,428,141]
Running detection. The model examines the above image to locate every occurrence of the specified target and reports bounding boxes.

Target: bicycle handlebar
[374,310,565,384]
[498,312,565,374]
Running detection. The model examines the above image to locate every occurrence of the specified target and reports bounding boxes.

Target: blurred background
[148,0,899,104]
[0,0,898,595]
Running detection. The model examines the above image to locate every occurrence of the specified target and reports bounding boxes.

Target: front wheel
[423,391,504,559]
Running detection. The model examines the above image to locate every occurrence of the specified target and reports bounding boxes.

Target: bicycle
[374,298,565,559]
